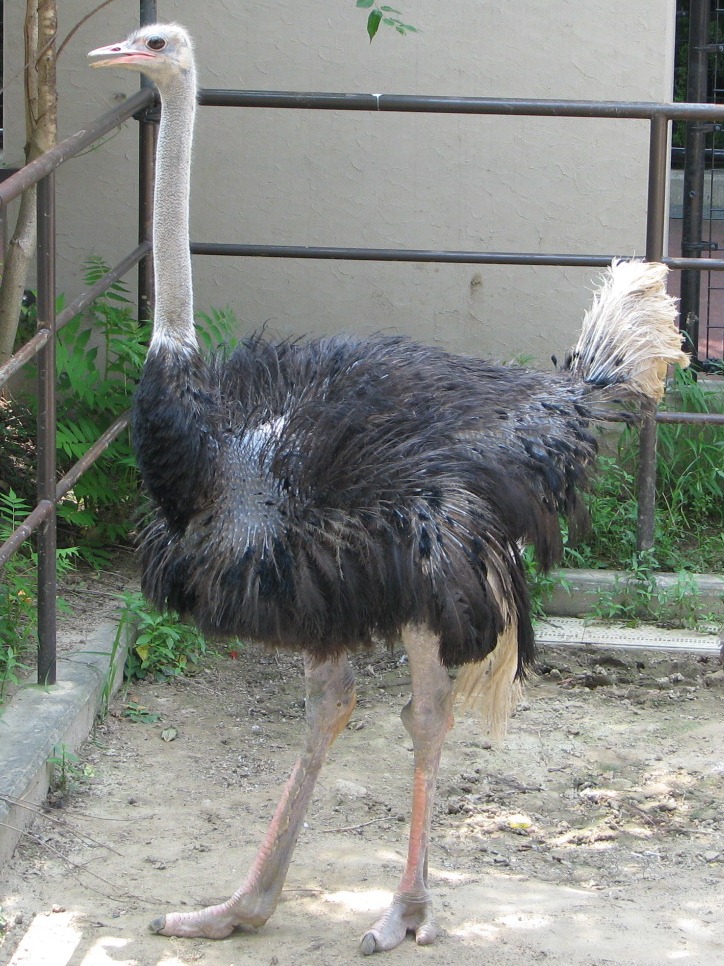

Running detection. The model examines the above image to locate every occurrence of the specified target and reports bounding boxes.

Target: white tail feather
[454,622,521,739]
[568,259,688,402]
[453,554,521,739]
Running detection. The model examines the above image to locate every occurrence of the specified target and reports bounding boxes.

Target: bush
[119,591,209,681]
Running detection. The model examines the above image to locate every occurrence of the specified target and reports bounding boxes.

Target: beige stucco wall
[3,1,677,363]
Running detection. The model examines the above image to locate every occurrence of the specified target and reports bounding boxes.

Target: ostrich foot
[149,895,272,939]
[360,893,438,955]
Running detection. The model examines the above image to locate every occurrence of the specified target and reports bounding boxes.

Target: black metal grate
[678,0,724,368]
[702,2,724,365]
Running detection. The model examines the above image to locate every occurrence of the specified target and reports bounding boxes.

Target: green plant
[50,259,149,551]
[119,591,209,682]
[0,491,36,653]
[522,545,570,622]
[122,700,161,723]
[0,645,30,706]
[655,367,724,519]
[47,744,94,798]
[565,367,723,574]
[657,570,708,628]
[195,306,239,355]
[356,0,418,41]
[0,490,77,704]
[563,456,639,569]
[589,561,721,630]
[96,606,131,720]
[589,549,660,623]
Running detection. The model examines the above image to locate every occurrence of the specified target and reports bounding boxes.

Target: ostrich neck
[151,69,197,352]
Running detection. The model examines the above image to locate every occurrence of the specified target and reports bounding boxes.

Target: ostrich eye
[146,36,166,51]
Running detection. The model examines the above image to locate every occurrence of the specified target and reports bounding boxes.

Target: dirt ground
[1,605,724,966]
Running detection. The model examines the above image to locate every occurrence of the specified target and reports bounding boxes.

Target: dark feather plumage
[135,333,605,673]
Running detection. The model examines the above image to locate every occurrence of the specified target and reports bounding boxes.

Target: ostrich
[89,24,687,954]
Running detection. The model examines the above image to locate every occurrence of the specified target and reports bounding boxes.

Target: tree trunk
[0,1,57,368]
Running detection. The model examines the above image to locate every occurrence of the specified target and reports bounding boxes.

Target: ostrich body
[89,25,687,953]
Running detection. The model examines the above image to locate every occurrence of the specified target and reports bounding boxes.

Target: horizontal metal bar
[655,410,724,424]
[671,145,724,164]
[0,88,154,207]
[663,256,724,271]
[56,411,131,501]
[198,89,724,122]
[574,409,724,426]
[191,242,621,267]
[0,500,54,568]
[190,243,724,273]
[0,329,49,388]
[55,242,152,330]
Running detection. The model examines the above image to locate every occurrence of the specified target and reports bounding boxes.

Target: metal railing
[0,86,155,684]
[1,63,724,690]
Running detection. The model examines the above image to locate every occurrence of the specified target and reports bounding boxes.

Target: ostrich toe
[148,907,241,939]
[360,893,438,954]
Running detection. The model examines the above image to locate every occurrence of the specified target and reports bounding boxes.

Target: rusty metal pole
[636,113,669,554]
[36,172,57,685]
[679,0,711,363]
[138,113,156,323]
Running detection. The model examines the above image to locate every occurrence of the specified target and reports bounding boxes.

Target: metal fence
[677,0,724,370]
[1,58,724,688]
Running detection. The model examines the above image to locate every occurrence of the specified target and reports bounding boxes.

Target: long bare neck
[151,66,198,352]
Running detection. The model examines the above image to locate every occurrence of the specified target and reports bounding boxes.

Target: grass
[565,367,723,575]
[46,744,95,802]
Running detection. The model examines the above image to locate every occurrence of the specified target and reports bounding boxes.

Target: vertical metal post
[645,114,668,264]
[636,113,669,554]
[138,114,156,323]
[139,0,158,26]
[36,173,57,685]
[679,0,710,363]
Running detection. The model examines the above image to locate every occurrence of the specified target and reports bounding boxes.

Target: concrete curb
[546,568,724,619]
[0,619,129,870]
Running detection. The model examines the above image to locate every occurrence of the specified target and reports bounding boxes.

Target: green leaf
[356,0,374,7]
[367,8,383,41]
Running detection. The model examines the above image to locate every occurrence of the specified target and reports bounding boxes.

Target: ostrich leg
[150,653,356,939]
[360,625,454,954]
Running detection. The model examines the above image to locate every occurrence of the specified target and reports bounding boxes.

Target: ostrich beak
[88,40,154,68]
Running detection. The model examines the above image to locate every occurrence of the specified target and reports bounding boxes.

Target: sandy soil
[1,626,723,966]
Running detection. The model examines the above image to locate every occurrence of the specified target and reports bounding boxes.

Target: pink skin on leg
[150,653,356,939]
[360,625,453,955]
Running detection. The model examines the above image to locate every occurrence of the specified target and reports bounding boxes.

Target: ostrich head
[88,23,194,84]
